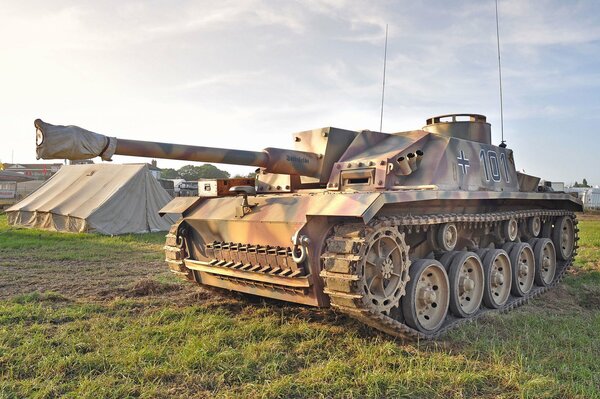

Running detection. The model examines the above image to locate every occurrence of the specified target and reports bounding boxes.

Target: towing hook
[291,234,310,264]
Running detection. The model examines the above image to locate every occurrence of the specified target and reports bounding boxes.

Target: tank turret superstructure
[34,114,581,339]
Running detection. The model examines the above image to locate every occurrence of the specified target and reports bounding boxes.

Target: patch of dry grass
[1,214,599,398]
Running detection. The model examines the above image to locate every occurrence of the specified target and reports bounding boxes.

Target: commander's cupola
[422,114,491,144]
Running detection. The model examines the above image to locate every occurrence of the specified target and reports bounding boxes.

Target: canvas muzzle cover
[35,119,117,161]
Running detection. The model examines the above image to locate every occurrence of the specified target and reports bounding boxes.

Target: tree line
[573,178,591,188]
[160,164,255,181]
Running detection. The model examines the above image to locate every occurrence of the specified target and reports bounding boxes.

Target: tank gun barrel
[34,119,322,177]
[114,138,270,167]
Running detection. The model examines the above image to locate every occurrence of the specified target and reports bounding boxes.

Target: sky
[1,0,599,185]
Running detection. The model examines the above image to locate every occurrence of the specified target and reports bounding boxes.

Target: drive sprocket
[357,226,411,314]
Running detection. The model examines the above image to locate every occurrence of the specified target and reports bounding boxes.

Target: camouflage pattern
[35,114,583,338]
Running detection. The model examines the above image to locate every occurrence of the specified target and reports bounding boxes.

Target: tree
[160,168,180,179]
[573,179,591,188]
[177,164,230,180]
[234,171,257,179]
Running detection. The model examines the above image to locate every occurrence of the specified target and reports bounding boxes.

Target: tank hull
[164,189,581,339]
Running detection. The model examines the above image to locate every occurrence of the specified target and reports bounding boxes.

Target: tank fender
[159,196,205,216]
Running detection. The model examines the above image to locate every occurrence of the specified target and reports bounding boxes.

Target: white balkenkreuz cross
[457,150,470,174]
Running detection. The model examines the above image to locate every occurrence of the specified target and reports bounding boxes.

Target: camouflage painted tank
[34,114,582,339]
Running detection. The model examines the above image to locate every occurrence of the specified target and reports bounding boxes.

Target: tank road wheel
[528,216,542,238]
[437,223,458,251]
[506,243,535,296]
[530,238,557,287]
[359,227,411,314]
[439,251,458,271]
[552,216,575,261]
[502,218,519,242]
[402,259,450,333]
[481,249,512,309]
[447,252,484,317]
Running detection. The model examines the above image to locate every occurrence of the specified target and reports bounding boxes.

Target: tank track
[164,219,193,281]
[320,209,579,340]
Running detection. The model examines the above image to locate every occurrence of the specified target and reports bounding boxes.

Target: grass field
[1,213,599,398]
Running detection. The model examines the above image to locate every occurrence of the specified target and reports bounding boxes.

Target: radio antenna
[379,24,388,132]
[495,0,506,147]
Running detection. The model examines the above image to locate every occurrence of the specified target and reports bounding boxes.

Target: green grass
[1,214,599,398]
[0,215,165,262]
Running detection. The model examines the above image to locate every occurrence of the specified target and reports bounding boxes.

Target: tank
[33,114,582,339]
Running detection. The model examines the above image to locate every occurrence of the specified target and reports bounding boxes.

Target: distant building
[565,186,600,210]
[147,160,161,179]
[0,170,36,208]
[4,163,63,180]
[585,188,600,210]
[124,160,162,179]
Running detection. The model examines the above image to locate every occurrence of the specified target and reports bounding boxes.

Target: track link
[164,219,193,281]
[320,209,579,340]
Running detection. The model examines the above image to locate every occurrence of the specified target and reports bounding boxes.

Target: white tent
[7,164,176,234]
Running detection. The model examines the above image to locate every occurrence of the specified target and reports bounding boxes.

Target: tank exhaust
[407,152,417,171]
[396,156,412,175]
[415,150,424,168]
[395,149,423,176]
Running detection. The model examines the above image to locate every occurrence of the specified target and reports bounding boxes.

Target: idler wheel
[402,259,449,333]
[529,238,557,286]
[359,227,410,314]
[447,252,484,318]
[481,249,512,309]
[505,242,535,296]
[552,216,575,261]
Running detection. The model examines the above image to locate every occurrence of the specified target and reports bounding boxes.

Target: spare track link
[320,209,579,340]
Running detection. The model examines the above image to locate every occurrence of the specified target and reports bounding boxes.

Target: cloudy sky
[1,0,599,185]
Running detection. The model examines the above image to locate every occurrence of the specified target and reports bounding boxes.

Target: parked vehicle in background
[0,181,17,209]
[0,170,38,209]
[198,178,255,197]
[178,181,198,196]
[157,178,175,197]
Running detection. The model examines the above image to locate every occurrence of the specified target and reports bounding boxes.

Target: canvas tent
[7,164,176,234]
